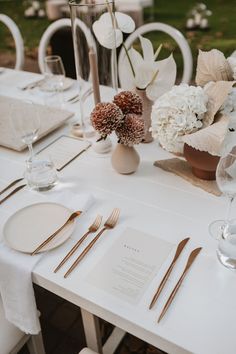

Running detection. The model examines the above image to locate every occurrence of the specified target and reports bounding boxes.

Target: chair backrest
[0,298,45,354]
[118,22,193,88]
[79,348,99,354]
[0,14,24,70]
[38,18,96,74]
[0,298,26,354]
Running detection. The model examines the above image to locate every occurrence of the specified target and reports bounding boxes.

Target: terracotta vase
[183,143,220,180]
[111,143,140,174]
[135,88,153,143]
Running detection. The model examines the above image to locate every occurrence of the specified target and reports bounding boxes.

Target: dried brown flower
[113,91,143,115]
[116,113,145,146]
[91,102,123,138]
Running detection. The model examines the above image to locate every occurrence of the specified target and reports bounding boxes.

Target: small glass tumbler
[25,156,58,192]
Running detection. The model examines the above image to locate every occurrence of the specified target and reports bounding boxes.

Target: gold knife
[149,237,190,309]
[0,178,24,195]
[158,247,202,323]
[0,184,26,205]
[31,210,82,255]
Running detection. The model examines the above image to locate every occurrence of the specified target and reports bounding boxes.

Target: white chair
[79,349,98,354]
[38,18,96,74]
[0,14,24,70]
[118,22,193,88]
[0,298,45,354]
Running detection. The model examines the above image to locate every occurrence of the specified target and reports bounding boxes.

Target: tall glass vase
[69,0,118,138]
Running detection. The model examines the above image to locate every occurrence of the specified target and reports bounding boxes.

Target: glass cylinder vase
[69,0,118,137]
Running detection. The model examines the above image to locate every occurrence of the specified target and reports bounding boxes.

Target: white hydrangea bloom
[151,84,208,153]
[221,88,236,114]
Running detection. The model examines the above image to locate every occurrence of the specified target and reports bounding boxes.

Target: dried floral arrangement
[151,48,236,156]
[91,91,145,146]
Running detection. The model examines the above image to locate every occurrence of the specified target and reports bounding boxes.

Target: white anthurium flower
[139,35,155,61]
[146,54,177,101]
[119,35,177,100]
[92,12,135,49]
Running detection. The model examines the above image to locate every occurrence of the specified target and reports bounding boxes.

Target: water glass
[215,219,236,269]
[209,146,236,269]
[43,55,66,92]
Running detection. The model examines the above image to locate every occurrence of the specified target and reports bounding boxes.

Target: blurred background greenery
[0,0,235,79]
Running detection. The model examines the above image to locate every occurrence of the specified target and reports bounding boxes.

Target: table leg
[81,308,103,353]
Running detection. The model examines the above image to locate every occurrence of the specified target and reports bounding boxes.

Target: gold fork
[54,215,102,273]
[31,210,82,255]
[64,208,120,278]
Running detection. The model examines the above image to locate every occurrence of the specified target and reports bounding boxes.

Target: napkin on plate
[0,191,94,334]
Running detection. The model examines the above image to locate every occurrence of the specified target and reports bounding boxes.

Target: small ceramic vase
[111,143,140,174]
[135,88,153,143]
[184,143,220,180]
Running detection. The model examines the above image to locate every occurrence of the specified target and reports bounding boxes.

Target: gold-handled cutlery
[20,78,45,90]
[0,184,26,205]
[0,178,24,196]
[31,210,82,255]
[54,215,102,273]
[64,208,120,278]
[157,247,202,323]
[149,237,190,310]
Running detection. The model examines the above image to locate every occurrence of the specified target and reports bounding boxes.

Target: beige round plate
[3,202,76,253]
[39,77,74,92]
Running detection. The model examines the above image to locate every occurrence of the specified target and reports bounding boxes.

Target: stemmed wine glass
[11,100,57,191]
[43,55,66,92]
[11,100,40,163]
[209,146,236,239]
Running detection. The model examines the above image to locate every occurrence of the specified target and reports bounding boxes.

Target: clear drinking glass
[209,146,236,268]
[11,100,40,163]
[69,0,117,137]
[11,100,57,191]
[43,55,66,92]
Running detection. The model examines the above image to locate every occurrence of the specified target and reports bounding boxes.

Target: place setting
[0,183,96,331]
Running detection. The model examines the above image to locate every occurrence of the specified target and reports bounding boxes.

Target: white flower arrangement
[121,36,176,101]
[151,84,208,153]
[93,5,176,101]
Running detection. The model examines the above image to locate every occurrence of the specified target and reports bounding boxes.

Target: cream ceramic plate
[3,202,76,253]
[39,77,74,92]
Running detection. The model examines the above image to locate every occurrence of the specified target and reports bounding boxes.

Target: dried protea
[91,102,123,138]
[116,114,145,146]
[113,91,143,115]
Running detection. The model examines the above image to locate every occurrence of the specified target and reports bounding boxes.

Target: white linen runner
[0,191,94,334]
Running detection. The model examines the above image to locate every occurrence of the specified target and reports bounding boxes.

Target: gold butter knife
[31,210,82,255]
[149,237,190,309]
[158,247,202,323]
[0,178,24,195]
[0,184,26,205]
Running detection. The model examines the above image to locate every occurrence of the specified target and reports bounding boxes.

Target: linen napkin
[0,191,94,335]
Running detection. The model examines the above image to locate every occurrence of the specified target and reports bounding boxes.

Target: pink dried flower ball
[113,91,143,115]
[116,114,145,146]
[91,102,123,138]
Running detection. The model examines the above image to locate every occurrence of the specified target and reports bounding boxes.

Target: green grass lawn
[0,0,235,78]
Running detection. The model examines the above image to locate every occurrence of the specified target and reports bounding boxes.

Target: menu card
[87,228,174,304]
[37,135,91,171]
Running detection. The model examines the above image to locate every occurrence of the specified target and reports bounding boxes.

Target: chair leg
[27,332,46,354]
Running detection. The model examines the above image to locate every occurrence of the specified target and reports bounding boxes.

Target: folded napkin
[0,191,94,334]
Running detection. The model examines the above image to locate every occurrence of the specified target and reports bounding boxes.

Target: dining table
[0,68,236,354]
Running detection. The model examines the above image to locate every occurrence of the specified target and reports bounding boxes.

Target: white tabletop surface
[0,69,235,354]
